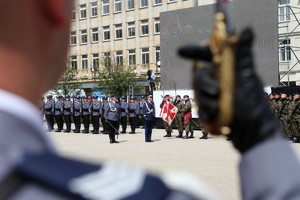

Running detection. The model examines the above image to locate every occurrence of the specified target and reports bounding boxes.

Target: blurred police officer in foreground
[73,96,82,133]
[43,95,54,132]
[120,96,128,133]
[2,1,300,199]
[143,95,156,142]
[91,96,101,134]
[63,95,72,133]
[104,95,121,143]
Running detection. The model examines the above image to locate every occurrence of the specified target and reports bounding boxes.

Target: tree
[52,59,83,97]
[94,54,138,96]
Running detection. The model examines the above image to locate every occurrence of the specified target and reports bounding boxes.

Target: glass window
[80,30,88,44]
[279,0,290,22]
[115,24,123,39]
[154,0,162,5]
[128,50,136,66]
[72,8,76,20]
[80,4,87,19]
[81,55,88,70]
[103,26,110,41]
[91,28,99,43]
[116,51,123,66]
[127,22,136,38]
[141,48,149,65]
[279,39,291,62]
[91,2,98,17]
[168,0,177,3]
[115,0,122,13]
[71,56,77,70]
[141,0,148,8]
[102,0,109,15]
[103,52,111,68]
[154,18,160,34]
[155,46,160,64]
[92,54,99,70]
[141,20,148,36]
[70,31,77,46]
[127,0,134,10]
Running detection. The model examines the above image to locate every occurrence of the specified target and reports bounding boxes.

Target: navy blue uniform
[143,100,155,142]
[104,101,120,143]
[54,99,63,132]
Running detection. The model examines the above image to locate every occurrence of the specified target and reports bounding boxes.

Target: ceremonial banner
[161,101,178,126]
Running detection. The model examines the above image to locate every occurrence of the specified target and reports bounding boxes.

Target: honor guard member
[173,95,184,138]
[73,96,82,133]
[290,93,300,142]
[101,96,109,134]
[120,96,128,133]
[128,96,139,134]
[54,96,63,132]
[182,95,194,139]
[143,95,156,142]
[104,95,121,143]
[43,95,54,131]
[91,96,101,134]
[199,121,209,139]
[278,92,290,138]
[81,96,91,133]
[63,95,72,133]
[138,95,146,128]
[160,95,173,137]
[274,92,281,119]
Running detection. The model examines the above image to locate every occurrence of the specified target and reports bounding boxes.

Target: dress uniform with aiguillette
[104,95,120,143]
[91,96,101,134]
[143,95,155,142]
[101,96,109,134]
[120,96,128,133]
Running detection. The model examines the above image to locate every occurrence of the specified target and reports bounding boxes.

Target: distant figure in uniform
[43,95,54,131]
[138,95,146,128]
[101,96,109,134]
[182,95,194,139]
[63,95,72,133]
[104,95,120,143]
[91,96,101,134]
[143,95,156,142]
[173,95,184,138]
[54,96,64,132]
[160,95,173,137]
[120,96,128,133]
[81,96,91,134]
[278,92,290,138]
[128,96,139,134]
[73,96,82,133]
[147,69,156,93]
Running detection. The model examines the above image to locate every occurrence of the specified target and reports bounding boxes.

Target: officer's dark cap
[111,95,119,99]
[46,95,51,99]
[57,96,62,99]
[75,96,80,99]
[102,96,107,100]
[65,95,70,98]
[83,96,88,99]
[121,96,126,99]
[92,96,98,99]
[130,96,136,100]
[183,95,189,98]
[141,95,145,99]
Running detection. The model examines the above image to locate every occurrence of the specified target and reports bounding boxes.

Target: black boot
[176,132,183,138]
[199,133,208,139]
[182,132,189,139]
[188,131,194,138]
[112,133,119,143]
[163,131,171,137]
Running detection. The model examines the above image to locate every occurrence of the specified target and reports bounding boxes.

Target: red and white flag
[160,101,178,126]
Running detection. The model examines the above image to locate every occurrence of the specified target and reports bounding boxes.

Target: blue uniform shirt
[104,101,120,121]
[143,101,155,121]
[44,100,54,115]
[63,100,73,115]
[128,102,139,118]
[91,100,101,116]
[73,101,81,117]
[120,101,128,117]
[54,101,63,116]
[82,101,91,116]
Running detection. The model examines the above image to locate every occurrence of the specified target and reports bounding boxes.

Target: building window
[91,2,98,17]
[168,0,177,3]
[154,18,160,34]
[141,48,149,65]
[92,54,99,70]
[102,0,109,15]
[141,20,149,36]
[81,55,88,70]
[140,0,148,8]
[127,0,134,10]
[72,8,76,20]
[128,50,136,66]
[70,56,77,70]
[115,24,123,40]
[80,4,87,19]
[80,30,88,44]
[154,0,162,5]
[116,51,123,66]
[70,31,77,46]
[103,26,110,41]
[155,46,160,64]
[91,28,99,43]
[127,22,135,38]
[279,39,291,62]
[104,52,111,68]
[279,0,290,22]
[114,0,122,13]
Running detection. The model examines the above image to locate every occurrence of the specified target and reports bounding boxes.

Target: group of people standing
[269,92,300,142]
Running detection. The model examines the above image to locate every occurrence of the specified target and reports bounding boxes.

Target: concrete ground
[48,125,300,200]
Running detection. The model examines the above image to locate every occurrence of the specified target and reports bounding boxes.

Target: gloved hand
[178,28,282,154]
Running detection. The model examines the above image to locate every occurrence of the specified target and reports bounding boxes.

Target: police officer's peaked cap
[148,94,153,98]
[83,96,88,99]
[183,95,189,98]
[102,96,107,99]
[46,95,51,99]
[111,94,119,98]
[92,95,98,99]
[57,95,62,99]
[65,95,70,98]
[75,96,80,99]
[121,96,126,99]
[141,95,145,99]
[130,96,136,100]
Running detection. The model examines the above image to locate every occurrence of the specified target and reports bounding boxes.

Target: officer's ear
[39,0,73,27]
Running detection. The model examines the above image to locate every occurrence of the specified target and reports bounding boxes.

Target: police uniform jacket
[142,100,155,121]
[73,101,81,117]
[63,100,72,115]
[104,101,120,121]
[101,101,108,119]
[128,102,139,118]
[54,101,63,115]
[44,100,54,115]
[139,99,145,114]
[91,101,101,116]
[120,101,128,117]
[82,101,91,116]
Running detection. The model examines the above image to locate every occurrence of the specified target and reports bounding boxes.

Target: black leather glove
[178,28,282,154]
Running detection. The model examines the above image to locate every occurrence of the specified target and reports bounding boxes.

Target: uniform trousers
[82,114,90,132]
[92,115,100,132]
[129,117,137,133]
[64,114,71,131]
[107,120,119,142]
[144,120,155,141]
[45,114,54,131]
[120,116,127,133]
[55,115,63,131]
[73,116,81,131]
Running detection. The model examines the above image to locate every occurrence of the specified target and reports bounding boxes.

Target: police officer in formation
[73,96,81,133]
[81,96,91,133]
[63,95,72,133]
[120,96,128,133]
[138,95,146,128]
[128,96,139,134]
[43,95,54,131]
[104,95,120,143]
[143,94,155,142]
[173,95,184,138]
[101,96,108,134]
[91,96,101,134]
[54,96,64,132]
[160,95,173,137]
